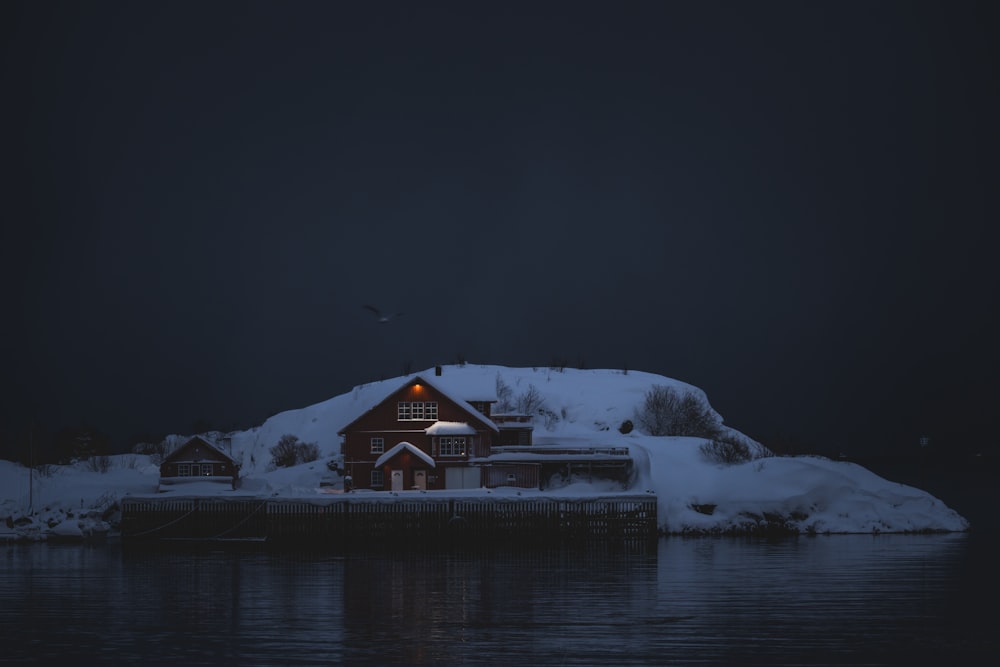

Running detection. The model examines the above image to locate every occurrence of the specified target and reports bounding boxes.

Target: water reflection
[342,545,658,666]
[1,534,994,666]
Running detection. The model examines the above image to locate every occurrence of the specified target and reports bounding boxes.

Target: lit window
[398,401,438,421]
[439,437,466,456]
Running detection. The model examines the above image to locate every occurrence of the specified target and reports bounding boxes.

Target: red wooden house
[159,435,240,490]
[338,375,504,491]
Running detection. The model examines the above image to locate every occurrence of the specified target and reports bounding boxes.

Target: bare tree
[495,373,514,412]
[132,439,171,465]
[515,384,546,415]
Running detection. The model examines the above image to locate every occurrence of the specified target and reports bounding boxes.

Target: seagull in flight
[364,304,404,323]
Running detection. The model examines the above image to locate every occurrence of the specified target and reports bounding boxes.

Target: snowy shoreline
[2,366,972,541]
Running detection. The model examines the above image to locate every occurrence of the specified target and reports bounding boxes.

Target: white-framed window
[398,401,438,421]
[178,464,191,477]
[370,470,384,488]
[439,436,466,456]
[202,464,213,476]
[370,437,384,454]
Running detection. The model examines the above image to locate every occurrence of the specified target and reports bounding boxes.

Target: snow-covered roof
[374,441,436,468]
[425,421,476,436]
[163,435,235,465]
[336,374,499,434]
[412,375,498,431]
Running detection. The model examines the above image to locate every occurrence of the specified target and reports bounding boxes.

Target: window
[370,437,384,454]
[439,436,466,456]
[370,470,384,488]
[202,464,213,476]
[178,464,191,477]
[398,401,438,421]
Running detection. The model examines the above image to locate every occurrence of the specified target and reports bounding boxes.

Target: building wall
[161,460,234,478]
[482,464,541,489]
[497,427,533,446]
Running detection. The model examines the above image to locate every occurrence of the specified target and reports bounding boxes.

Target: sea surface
[3,459,996,666]
[2,528,995,666]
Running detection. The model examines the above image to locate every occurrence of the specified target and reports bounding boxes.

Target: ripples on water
[1,533,994,666]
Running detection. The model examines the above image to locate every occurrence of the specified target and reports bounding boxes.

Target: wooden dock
[120,494,657,547]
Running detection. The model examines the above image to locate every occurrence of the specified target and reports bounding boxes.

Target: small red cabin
[159,436,240,489]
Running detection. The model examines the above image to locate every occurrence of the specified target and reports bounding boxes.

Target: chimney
[435,365,442,376]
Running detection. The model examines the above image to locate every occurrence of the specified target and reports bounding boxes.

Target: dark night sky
[2,1,997,457]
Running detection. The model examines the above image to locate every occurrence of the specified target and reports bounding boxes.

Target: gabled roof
[163,435,236,465]
[374,441,436,468]
[337,374,499,434]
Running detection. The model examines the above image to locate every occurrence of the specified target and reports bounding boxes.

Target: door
[390,469,403,491]
[414,470,426,490]
[445,467,480,490]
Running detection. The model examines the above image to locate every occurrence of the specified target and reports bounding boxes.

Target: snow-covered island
[1,365,970,541]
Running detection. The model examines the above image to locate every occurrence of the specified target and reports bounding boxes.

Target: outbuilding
[159,436,240,490]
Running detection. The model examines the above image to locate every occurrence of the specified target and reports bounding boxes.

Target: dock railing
[120,493,657,547]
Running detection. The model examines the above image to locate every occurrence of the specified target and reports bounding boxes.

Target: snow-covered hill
[226,364,755,476]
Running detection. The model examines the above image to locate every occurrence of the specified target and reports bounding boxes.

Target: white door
[390,469,403,491]
[414,470,426,490]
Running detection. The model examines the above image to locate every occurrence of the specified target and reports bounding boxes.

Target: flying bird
[363,304,404,323]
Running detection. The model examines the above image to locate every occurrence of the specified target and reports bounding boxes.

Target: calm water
[2,532,995,666]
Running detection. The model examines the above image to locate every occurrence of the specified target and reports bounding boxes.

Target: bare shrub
[120,455,142,470]
[271,435,300,468]
[270,434,320,468]
[84,455,112,473]
[297,442,320,463]
[539,407,560,431]
[619,419,634,434]
[700,437,753,465]
[634,385,722,438]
